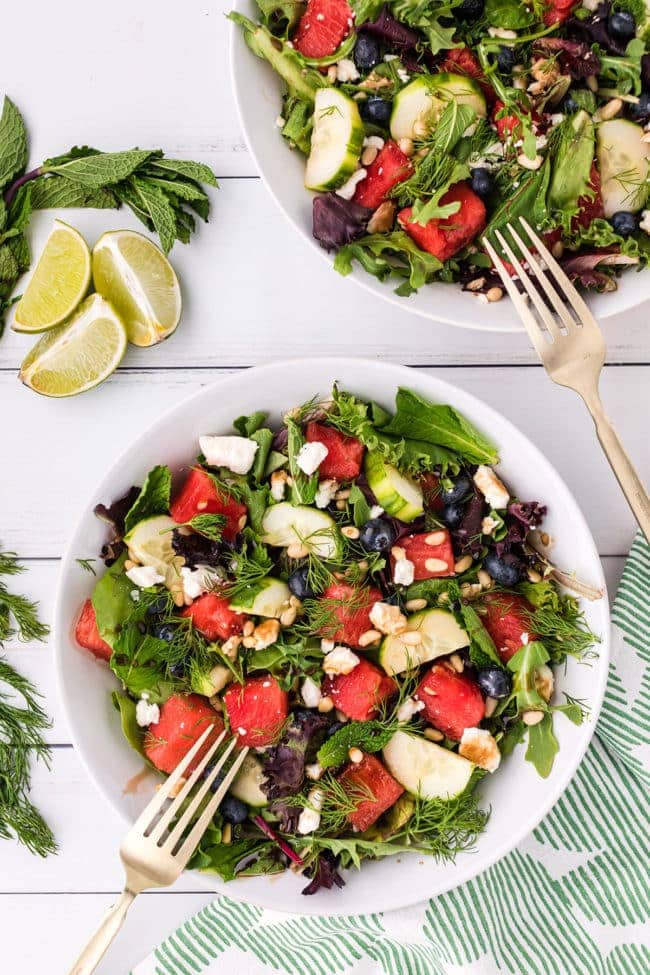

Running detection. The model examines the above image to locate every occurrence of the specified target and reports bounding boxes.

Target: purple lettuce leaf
[171,529,223,569]
[302,850,346,895]
[362,5,419,52]
[313,194,372,252]
[262,712,332,832]
[495,501,547,556]
[566,2,627,56]
[94,486,140,565]
[534,38,601,80]
[561,251,639,292]
[453,490,485,556]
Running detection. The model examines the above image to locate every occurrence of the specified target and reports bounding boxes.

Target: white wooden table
[1,2,648,971]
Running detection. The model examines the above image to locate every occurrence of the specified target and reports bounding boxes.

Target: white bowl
[54,358,609,914]
[229,4,648,332]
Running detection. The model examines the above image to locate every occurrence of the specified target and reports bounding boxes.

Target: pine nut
[124,559,135,570]
[425,558,448,573]
[196,500,208,511]
[595,97,622,121]
[401,630,422,646]
[422,685,436,696]
[280,607,297,627]
[397,137,414,156]
[348,747,363,763]
[466,277,486,292]
[342,525,360,539]
[391,546,406,561]
[168,777,187,798]
[242,636,256,649]
[484,696,498,718]
[478,569,493,588]
[486,286,504,301]
[551,241,564,259]
[522,709,545,726]
[540,531,551,547]
[335,488,351,500]
[336,499,347,510]
[243,620,255,636]
[327,65,338,83]
[438,591,450,603]
[173,591,185,607]
[361,145,378,166]
[413,119,428,139]
[238,514,248,531]
[424,727,444,741]
[289,595,302,608]
[586,74,598,92]
[358,628,382,647]
[527,568,542,583]
[449,653,464,673]
[317,696,334,713]
[454,555,473,573]
[287,542,309,559]
[335,709,349,723]
[405,597,427,611]
[222,822,232,845]
[425,531,447,546]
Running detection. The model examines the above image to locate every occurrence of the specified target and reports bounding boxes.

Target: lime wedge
[92,230,182,347]
[19,294,127,397]
[13,220,91,333]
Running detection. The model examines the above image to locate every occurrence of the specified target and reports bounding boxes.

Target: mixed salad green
[232,0,650,298]
[75,387,598,893]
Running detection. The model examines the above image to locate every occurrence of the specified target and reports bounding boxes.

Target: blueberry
[470,167,493,200]
[610,210,639,238]
[456,0,484,20]
[359,517,397,552]
[630,91,650,121]
[608,10,635,42]
[496,45,516,74]
[288,564,315,601]
[205,767,225,791]
[354,33,380,73]
[326,720,346,739]
[477,666,512,699]
[561,93,579,114]
[440,476,473,506]
[483,552,524,587]
[169,660,186,678]
[151,623,177,642]
[359,96,392,126]
[441,503,464,529]
[146,595,170,616]
[220,794,249,825]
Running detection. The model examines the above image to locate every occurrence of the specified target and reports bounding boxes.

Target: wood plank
[0,185,648,370]
[1,367,646,557]
[1,891,213,975]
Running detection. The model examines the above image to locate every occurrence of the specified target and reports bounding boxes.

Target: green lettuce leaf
[124,465,172,534]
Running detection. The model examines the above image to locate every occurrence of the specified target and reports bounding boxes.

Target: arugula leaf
[507,640,550,713]
[334,230,442,296]
[348,485,372,528]
[458,603,501,667]
[111,691,147,759]
[485,0,535,28]
[0,97,28,192]
[229,13,326,101]
[485,162,550,257]
[287,418,319,505]
[189,832,283,878]
[110,629,176,703]
[381,388,499,466]
[525,713,558,778]
[317,721,395,769]
[548,112,595,229]
[410,160,470,225]
[233,411,268,437]
[91,553,135,648]
[391,0,464,55]
[123,465,172,534]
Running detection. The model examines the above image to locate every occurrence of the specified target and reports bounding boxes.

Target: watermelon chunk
[293,0,354,58]
[323,656,397,720]
[181,592,247,643]
[338,753,404,831]
[439,46,494,103]
[144,694,223,774]
[353,141,414,210]
[75,599,112,662]
[171,467,247,542]
[543,0,578,26]
[223,675,289,747]
[480,591,539,662]
[319,581,384,648]
[415,663,485,741]
[394,530,455,580]
[305,422,365,480]
[398,183,486,261]
[420,473,445,513]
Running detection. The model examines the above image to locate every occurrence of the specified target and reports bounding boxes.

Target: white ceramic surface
[229,3,648,333]
[54,358,609,915]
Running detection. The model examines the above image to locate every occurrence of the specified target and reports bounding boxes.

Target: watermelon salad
[231,0,650,299]
[75,386,598,893]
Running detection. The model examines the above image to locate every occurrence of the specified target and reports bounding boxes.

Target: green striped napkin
[133,537,650,975]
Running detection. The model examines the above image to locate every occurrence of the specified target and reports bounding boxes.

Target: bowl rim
[53,357,610,915]
[228,8,649,334]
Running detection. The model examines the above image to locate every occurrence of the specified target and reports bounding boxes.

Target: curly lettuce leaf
[334,231,442,297]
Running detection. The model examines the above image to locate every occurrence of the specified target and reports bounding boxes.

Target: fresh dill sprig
[390,787,489,861]
[224,531,274,601]
[0,547,56,857]
[296,586,370,639]
[76,558,97,575]
[526,597,599,663]
[187,513,226,542]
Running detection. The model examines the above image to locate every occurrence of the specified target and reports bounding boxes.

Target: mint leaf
[42,148,156,187]
[124,465,172,534]
[148,158,218,187]
[0,97,28,192]
[349,485,372,528]
[317,720,394,769]
[131,178,177,254]
[382,388,499,466]
[525,713,558,778]
[29,178,116,210]
[484,0,535,28]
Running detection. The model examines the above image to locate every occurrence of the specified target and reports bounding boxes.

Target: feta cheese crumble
[335,168,367,201]
[301,676,323,708]
[459,727,501,772]
[396,697,425,723]
[296,440,329,475]
[126,564,165,589]
[336,58,359,82]
[136,694,160,728]
[393,557,415,587]
[369,504,384,519]
[199,435,258,475]
[473,465,510,510]
[315,478,339,509]
[323,646,360,675]
[369,601,407,635]
[640,209,650,235]
[180,563,221,600]
[297,787,324,834]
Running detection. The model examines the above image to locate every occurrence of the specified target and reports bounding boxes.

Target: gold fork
[68,725,249,975]
[482,217,650,543]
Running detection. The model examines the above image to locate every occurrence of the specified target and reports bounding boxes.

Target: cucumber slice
[230,753,268,808]
[190,662,232,697]
[383,730,474,799]
[261,502,340,559]
[390,74,486,142]
[305,87,364,191]
[229,576,291,618]
[597,119,650,216]
[378,608,469,676]
[124,515,181,586]
[364,453,423,522]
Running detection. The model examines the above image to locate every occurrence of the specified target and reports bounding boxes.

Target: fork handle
[67,888,136,975]
[583,392,650,543]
